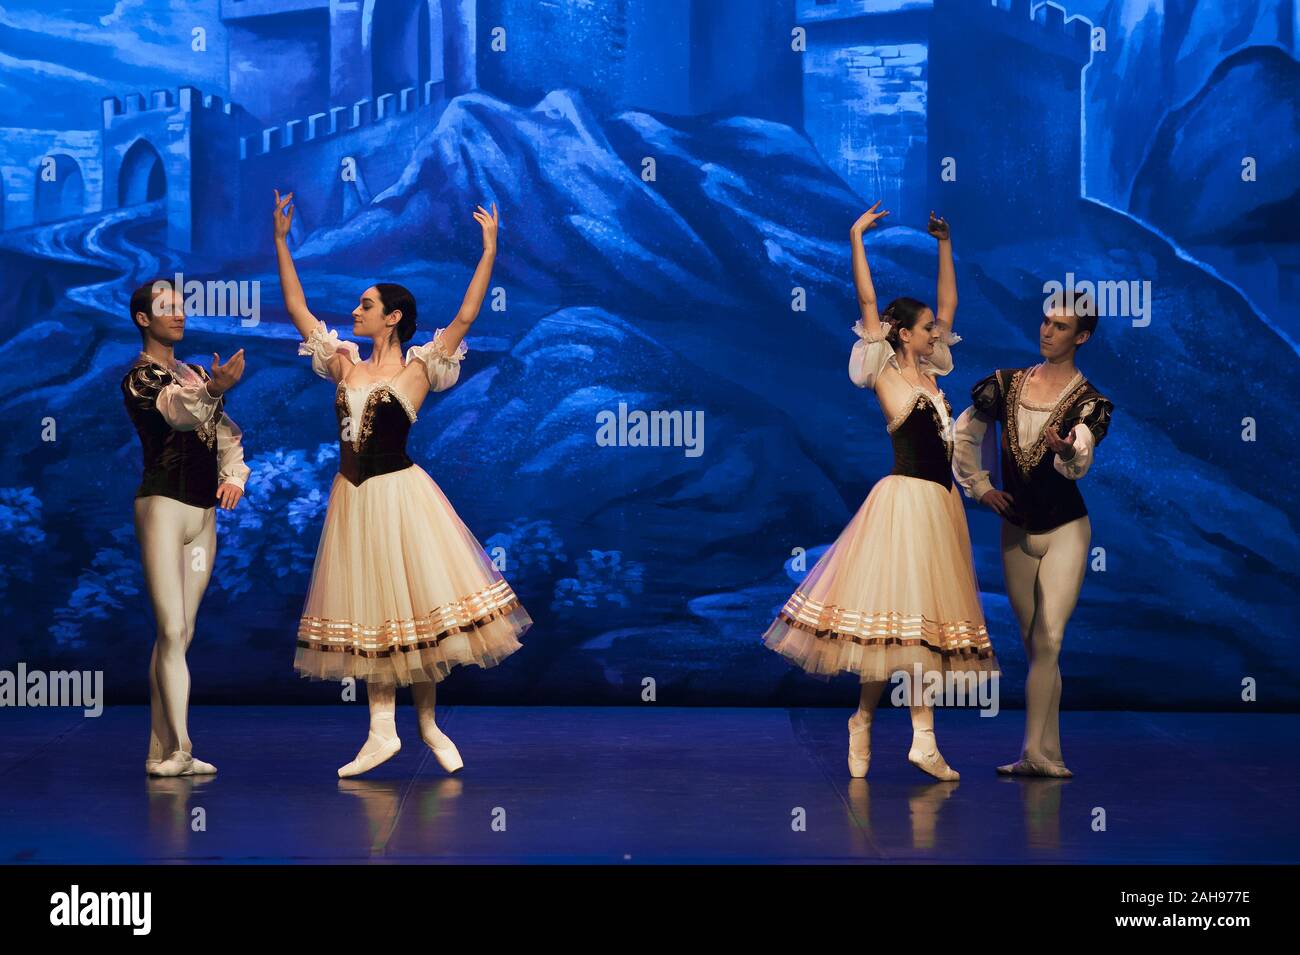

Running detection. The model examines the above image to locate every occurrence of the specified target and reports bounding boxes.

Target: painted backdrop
[0,0,1296,707]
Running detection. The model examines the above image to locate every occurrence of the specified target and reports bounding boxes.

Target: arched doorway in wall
[33,154,85,223]
[118,139,167,206]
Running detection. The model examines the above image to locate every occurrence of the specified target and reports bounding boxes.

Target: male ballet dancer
[122,279,250,776]
[952,297,1113,777]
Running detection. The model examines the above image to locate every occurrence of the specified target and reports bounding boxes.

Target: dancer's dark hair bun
[881,296,930,348]
[374,283,417,344]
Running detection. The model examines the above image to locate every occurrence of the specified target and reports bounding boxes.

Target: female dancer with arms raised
[764,203,998,780]
[273,190,531,777]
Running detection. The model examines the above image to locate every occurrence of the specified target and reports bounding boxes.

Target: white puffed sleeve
[848,319,895,389]
[155,382,220,430]
[1054,422,1095,480]
[924,326,961,377]
[297,321,360,381]
[405,327,468,393]
[952,405,998,502]
[216,413,251,490]
[154,364,221,431]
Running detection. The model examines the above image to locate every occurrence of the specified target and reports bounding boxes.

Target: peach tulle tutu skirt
[294,464,531,685]
[764,475,998,682]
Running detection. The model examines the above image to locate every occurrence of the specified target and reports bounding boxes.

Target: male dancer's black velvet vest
[335,385,414,486]
[890,391,955,490]
[121,360,222,509]
[971,368,1114,533]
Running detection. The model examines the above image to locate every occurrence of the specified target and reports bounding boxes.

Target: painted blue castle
[0,0,475,258]
[798,0,1093,241]
[0,0,1093,259]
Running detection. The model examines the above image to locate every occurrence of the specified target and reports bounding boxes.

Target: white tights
[134,495,215,764]
[855,680,944,750]
[1000,515,1090,767]
[354,681,449,742]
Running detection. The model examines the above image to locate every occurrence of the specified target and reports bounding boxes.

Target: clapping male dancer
[952,298,1114,777]
[122,279,250,776]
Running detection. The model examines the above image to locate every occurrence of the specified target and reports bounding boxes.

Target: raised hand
[207,349,246,396]
[927,210,950,241]
[473,202,499,254]
[851,200,890,237]
[215,483,244,510]
[273,189,295,241]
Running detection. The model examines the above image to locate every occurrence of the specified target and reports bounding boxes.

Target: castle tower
[101,88,243,252]
[220,0,334,130]
[927,0,1092,246]
[795,0,933,225]
[477,0,799,121]
[218,0,468,126]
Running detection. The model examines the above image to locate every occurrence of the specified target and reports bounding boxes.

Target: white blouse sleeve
[848,319,895,389]
[216,413,251,490]
[1054,422,1096,480]
[405,327,468,393]
[154,368,221,431]
[297,321,360,381]
[952,405,998,502]
[923,326,961,377]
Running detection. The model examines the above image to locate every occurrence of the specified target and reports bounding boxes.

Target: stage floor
[1,706,1294,864]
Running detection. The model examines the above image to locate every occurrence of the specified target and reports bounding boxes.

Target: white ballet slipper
[148,750,195,778]
[337,732,401,779]
[997,758,1072,778]
[908,745,960,782]
[188,756,218,775]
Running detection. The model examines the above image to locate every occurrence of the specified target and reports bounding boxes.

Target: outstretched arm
[396,203,497,408]
[850,202,889,338]
[437,203,499,358]
[148,354,244,430]
[273,189,321,342]
[275,189,358,382]
[929,211,956,334]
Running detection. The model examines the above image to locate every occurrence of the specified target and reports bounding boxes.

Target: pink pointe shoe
[847,714,872,779]
[423,732,464,774]
[337,732,401,779]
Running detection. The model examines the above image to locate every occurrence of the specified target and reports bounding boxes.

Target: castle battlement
[972,0,1092,63]
[238,80,436,160]
[793,0,1090,63]
[102,86,235,128]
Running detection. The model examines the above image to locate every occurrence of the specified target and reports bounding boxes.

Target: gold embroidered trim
[1005,369,1090,475]
[335,382,417,452]
[886,389,955,461]
[773,590,994,660]
[297,579,523,657]
[130,355,220,450]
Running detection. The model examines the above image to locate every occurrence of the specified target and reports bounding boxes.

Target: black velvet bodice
[970,367,1114,533]
[889,391,954,490]
[121,359,222,508]
[335,384,415,486]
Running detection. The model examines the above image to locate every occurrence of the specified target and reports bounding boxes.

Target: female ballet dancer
[273,190,532,778]
[952,296,1113,777]
[763,203,998,781]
